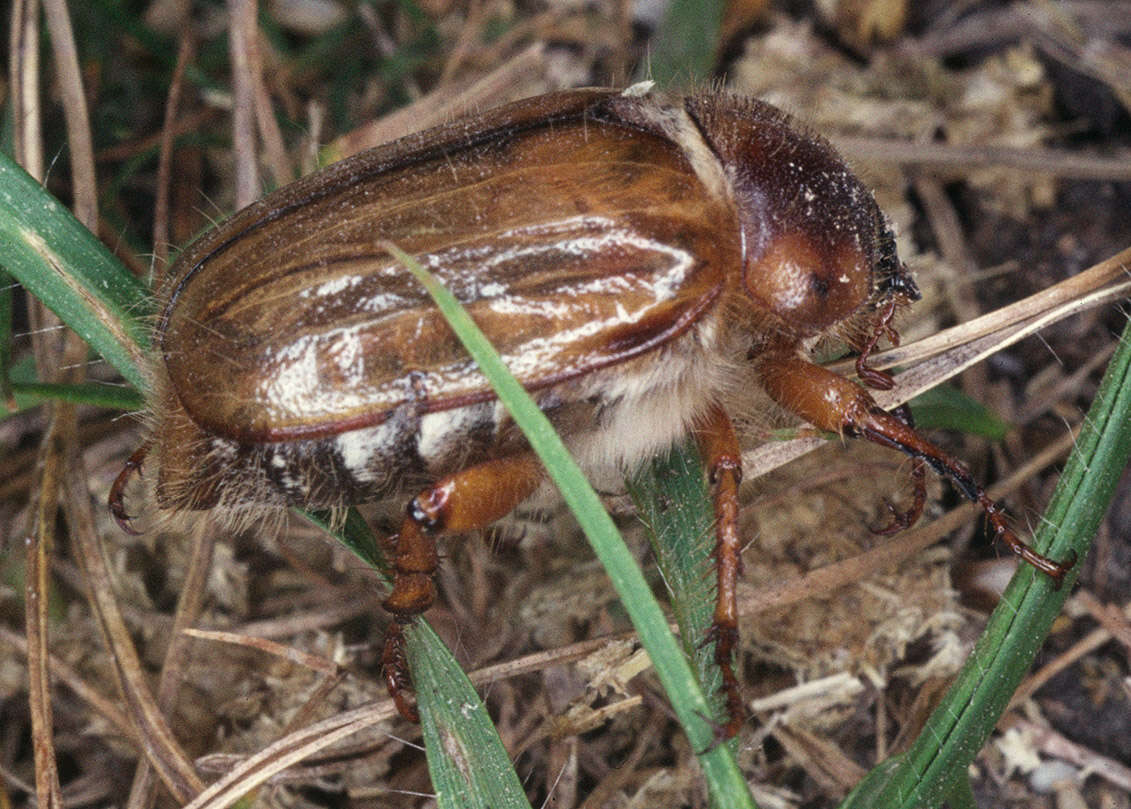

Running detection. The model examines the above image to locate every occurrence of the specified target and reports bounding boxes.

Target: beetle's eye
[744,229,871,337]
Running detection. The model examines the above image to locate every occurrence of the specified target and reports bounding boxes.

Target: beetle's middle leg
[695,403,746,740]
[382,451,544,721]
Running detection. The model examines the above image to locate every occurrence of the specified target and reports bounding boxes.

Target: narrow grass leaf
[627,440,731,733]
[406,621,532,809]
[642,0,726,88]
[843,316,1131,808]
[0,151,151,390]
[307,506,533,809]
[7,381,145,413]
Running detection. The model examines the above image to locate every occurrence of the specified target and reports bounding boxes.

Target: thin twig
[0,625,137,741]
[249,27,294,187]
[63,440,205,802]
[125,519,216,809]
[329,42,549,159]
[833,136,1131,182]
[25,407,66,809]
[43,0,96,227]
[227,0,259,208]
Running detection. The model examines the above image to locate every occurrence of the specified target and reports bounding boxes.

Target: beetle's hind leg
[381,452,544,722]
[759,355,1075,587]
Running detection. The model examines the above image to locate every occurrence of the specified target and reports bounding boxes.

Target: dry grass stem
[181,704,399,809]
[331,41,552,159]
[63,439,204,801]
[181,628,343,675]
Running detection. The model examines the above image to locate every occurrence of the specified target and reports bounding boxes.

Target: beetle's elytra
[111,86,1072,737]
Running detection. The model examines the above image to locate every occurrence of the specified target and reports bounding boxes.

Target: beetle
[110,85,1072,738]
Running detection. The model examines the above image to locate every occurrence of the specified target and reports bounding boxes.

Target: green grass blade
[943,775,978,809]
[302,509,388,575]
[909,384,1010,440]
[7,381,145,413]
[626,440,731,732]
[0,151,152,390]
[388,242,759,809]
[842,318,1131,809]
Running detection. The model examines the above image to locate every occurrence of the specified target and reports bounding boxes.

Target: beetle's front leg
[853,294,928,530]
[869,403,928,534]
[695,404,746,740]
[759,354,1075,586]
[382,452,544,722]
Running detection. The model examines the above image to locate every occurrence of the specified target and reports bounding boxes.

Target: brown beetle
[111,86,1072,738]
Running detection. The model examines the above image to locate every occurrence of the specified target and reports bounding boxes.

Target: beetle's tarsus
[982,498,1076,589]
[854,296,904,391]
[857,415,1076,586]
[110,505,142,536]
[382,621,419,723]
[870,456,927,534]
[694,706,741,754]
[703,622,746,741]
[109,443,151,536]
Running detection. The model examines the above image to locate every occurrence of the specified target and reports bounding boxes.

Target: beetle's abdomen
[154,385,501,512]
[154,305,728,515]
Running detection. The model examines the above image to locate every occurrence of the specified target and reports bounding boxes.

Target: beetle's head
[685,95,912,340]
[872,220,920,310]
